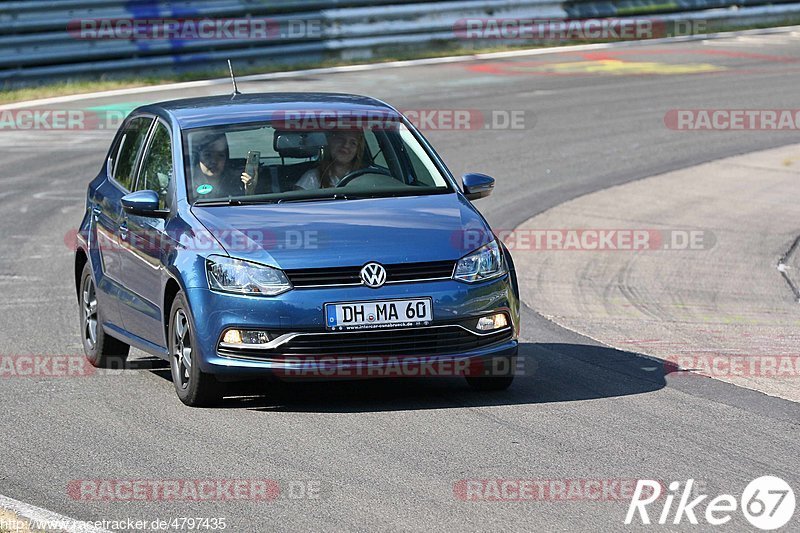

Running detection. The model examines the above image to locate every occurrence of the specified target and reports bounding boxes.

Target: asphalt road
[1,30,799,531]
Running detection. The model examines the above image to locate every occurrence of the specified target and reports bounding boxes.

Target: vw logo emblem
[360,262,387,288]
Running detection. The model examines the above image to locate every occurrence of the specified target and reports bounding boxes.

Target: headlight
[206,255,292,296]
[454,240,507,283]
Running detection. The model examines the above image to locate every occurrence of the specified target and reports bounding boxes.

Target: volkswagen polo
[74,93,520,406]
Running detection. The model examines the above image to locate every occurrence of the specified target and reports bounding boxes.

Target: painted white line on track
[1,25,798,111]
[32,191,84,201]
[0,493,110,533]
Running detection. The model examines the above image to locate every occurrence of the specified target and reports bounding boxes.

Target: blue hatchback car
[74,93,519,406]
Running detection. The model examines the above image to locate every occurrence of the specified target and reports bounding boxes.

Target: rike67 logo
[626,477,795,530]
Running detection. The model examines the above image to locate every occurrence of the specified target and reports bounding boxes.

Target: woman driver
[295,130,366,190]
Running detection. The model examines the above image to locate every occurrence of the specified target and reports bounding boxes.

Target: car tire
[168,292,222,407]
[465,355,515,391]
[79,262,130,368]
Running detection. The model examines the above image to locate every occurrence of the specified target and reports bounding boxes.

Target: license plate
[325,298,433,330]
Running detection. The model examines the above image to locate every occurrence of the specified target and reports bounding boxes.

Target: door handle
[92,205,102,220]
[119,221,129,240]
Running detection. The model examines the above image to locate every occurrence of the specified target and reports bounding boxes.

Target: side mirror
[121,190,169,218]
[462,173,495,200]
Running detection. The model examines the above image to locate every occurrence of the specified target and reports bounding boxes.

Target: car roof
[136,92,400,129]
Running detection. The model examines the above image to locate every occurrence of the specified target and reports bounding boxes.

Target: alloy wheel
[172,309,192,390]
[82,278,98,349]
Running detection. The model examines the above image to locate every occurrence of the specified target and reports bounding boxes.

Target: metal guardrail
[0,0,799,85]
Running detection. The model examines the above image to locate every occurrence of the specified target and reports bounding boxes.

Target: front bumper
[184,274,519,376]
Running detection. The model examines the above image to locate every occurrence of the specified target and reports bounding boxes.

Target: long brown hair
[318,130,366,188]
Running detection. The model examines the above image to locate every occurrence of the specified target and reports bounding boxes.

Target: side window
[365,130,387,168]
[136,122,173,209]
[405,146,435,186]
[113,116,153,191]
[398,127,446,187]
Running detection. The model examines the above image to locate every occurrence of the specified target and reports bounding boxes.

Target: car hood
[190,193,493,269]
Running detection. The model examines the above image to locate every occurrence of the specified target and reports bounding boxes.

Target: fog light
[476,313,509,331]
[222,329,270,345]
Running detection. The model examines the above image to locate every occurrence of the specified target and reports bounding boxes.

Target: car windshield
[183,118,453,204]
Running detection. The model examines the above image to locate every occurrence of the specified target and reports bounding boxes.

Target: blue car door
[117,119,174,347]
[90,115,154,329]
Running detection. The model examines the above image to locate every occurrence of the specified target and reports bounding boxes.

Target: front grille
[218,325,512,359]
[284,260,455,288]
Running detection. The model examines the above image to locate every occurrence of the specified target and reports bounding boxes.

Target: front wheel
[168,292,222,407]
[79,262,129,368]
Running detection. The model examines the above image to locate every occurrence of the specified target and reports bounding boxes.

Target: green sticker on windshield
[196,184,213,195]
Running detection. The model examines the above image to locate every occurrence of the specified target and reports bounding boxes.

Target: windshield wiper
[277,193,354,203]
[195,193,390,207]
[193,197,279,207]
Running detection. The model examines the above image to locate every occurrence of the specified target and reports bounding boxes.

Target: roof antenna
[227,59,241,97]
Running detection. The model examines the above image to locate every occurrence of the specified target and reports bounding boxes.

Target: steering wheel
[336,166,394,188]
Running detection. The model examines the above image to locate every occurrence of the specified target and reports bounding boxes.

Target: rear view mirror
[121,190,169,218]
[273,131,327,158]
[462,173,495,200]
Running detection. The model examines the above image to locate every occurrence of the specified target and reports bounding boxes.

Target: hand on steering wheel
[336,166,394,187]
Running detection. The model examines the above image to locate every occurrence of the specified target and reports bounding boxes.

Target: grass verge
[0,508,40,533]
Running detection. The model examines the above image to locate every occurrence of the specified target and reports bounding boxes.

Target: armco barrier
[0,0,799,86]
